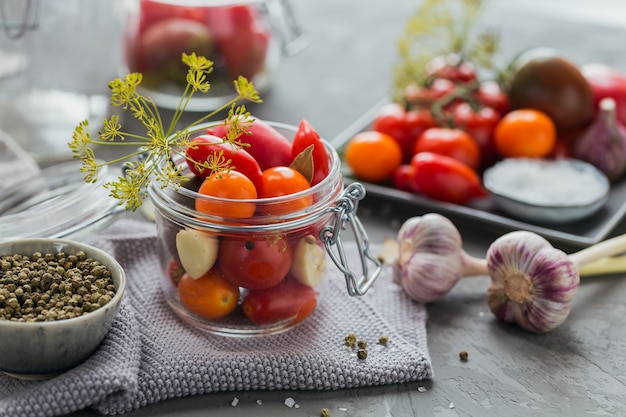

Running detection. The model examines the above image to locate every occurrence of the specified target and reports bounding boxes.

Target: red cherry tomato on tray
[413,127,481,171]
[410,152,488,205]
[425,53,477,84]
[450,102,501,169]
[242,278,319,325]
[372,103,436,163]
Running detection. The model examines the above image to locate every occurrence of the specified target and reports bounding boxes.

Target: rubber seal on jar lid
[0,160,121,240]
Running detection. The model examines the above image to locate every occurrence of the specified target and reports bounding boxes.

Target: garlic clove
[176,228,219,279]
[290,235,326,287]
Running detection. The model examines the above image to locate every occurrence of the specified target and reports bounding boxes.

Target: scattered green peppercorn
[357,348,367,360]
[321,408,331,417]
[0,250,115,322]
[379,335,389,346]
[344,332,357,348]
[357,339,367,349]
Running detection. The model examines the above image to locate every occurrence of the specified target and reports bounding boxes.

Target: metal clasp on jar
[321,183,382,296]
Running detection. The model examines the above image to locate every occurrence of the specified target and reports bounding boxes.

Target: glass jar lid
[0,160,121,241]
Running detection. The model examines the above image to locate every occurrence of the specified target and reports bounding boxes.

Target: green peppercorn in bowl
[0,238,126,380]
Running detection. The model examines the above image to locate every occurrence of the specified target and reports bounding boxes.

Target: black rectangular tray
[331,97,626,248]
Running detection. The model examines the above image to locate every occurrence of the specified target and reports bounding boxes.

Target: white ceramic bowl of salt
[483,158,610,224]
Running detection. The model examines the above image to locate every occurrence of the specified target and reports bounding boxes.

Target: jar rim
[0,161,120,240]
[147,121,343,231]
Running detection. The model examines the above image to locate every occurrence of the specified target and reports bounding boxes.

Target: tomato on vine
[372,103,436,162]
[450,102,501,169]
[413,127,481,170]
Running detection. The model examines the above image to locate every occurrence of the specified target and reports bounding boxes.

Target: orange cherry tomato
[177,268,240,320]
[493,109,557,158]
[258,166,313,215]
[344,131,402,183]
[413,127,481,170]
[195,170,257,218]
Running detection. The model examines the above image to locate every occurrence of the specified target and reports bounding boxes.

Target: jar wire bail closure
[322,183,382,296]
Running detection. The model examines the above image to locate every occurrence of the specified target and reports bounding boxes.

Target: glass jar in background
[124,0,307,111]
[0,0,126,162]
[148,122,381,336]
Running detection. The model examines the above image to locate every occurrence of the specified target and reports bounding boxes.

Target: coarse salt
[484,158,608,206]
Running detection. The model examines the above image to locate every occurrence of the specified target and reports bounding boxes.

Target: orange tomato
[344,131,403,182]
[258,166,313,215]
[195,170,257,218]
[177,268,240,319]
[493,109,557,158]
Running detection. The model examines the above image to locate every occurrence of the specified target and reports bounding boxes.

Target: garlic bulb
[393,213,487,303]
[486,229,626,333]
[573,97,626,181]
[486,231,579,333]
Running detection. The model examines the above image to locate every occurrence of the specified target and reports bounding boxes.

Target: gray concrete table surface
[65,0,626,416]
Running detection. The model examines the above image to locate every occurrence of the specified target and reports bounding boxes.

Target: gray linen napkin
[0,219,432,416]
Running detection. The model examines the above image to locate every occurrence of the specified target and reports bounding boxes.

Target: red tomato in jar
[242,278,319,325]
[413,127,481,171]
[410,152,487,205]
[291,119,331,185]
[219,236,293,290]
[372,103,436,163]
[208,118,292,171]
[450,102,501,169]
[185,134,264,191]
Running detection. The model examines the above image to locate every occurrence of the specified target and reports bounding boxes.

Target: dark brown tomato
[507,56,595,136]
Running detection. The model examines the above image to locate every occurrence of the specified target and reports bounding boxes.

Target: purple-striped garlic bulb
[486,230,626,333]
[393,213,487,303]
[486,231,578,333]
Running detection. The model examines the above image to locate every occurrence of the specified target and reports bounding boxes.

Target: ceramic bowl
[483,158,610,224]
[0,238,126,380]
